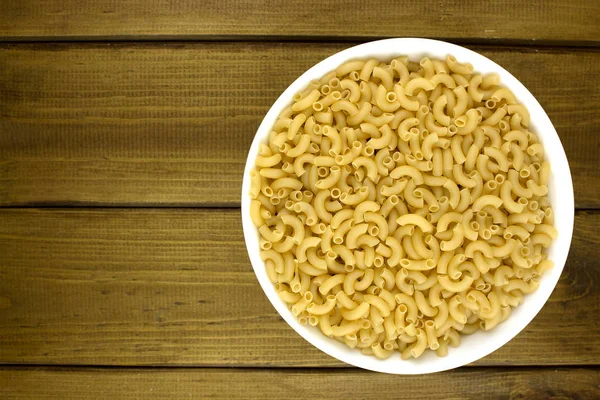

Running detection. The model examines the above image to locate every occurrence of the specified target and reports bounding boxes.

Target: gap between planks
[0,36,599,49]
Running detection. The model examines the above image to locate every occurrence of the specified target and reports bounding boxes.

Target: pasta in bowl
[241,38,574,374]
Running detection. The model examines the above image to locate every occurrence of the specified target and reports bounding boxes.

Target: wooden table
[1,1,599,398]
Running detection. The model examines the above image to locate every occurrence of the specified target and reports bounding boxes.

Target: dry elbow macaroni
[249,55,556,360]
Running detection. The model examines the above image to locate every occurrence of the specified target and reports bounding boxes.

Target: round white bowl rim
[241,38,574,374]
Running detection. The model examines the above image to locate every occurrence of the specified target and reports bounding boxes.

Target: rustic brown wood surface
[2,367,599,399]
[0,209,598,367]
[1,1,599,397]
[0,0,599,44]
[1,43,598,208]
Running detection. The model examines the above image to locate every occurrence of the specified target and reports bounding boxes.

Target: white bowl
[241,38,574,374]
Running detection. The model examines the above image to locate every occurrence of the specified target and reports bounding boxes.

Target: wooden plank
[0,208,598,367]
[0,1,599,43]
[1,367,599,399]
[1,43,598,208]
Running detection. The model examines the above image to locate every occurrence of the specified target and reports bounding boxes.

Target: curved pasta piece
[440,225,464,252]
[396,214,433,232]
[439,275,475,293]
[280,214,306,245]
[399,258,436,271]
[364,212,389,240]
[405,77,436,96]
[456,109,480,135]
[484,147,509,172]
[432,95,451,126]
[351,157,379,181]
[375,84,401,112]
[500,181,524,214]
[472,195,503,212]
[397,117,420,141]
[390,165,424,184]
[295,237,321,263]
[468,74,484,102]
[447,55,473,75]
[437,212,462,232]
[394,293,419,324]
[293,201,319,226]
[292,89,321,112]
[367,124,394,150]
[443,179,461,209]
[465,240,494,258]
[315,166,341,189]
[364,294,391,317]
[429,73,456,89]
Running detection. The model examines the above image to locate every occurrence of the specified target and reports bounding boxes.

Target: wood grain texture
[1,43,599,208]
[0,208,598,367]
[2,367,599,399]
[0,0,599,43]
